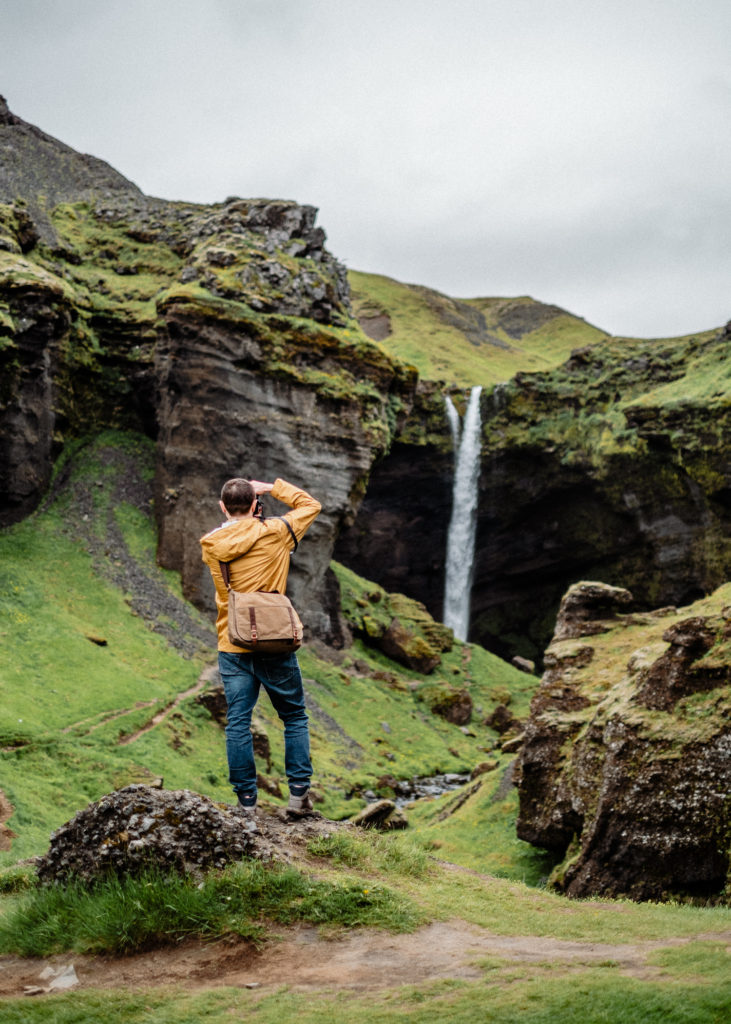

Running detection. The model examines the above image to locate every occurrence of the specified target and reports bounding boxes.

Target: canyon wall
[337,326,731,660]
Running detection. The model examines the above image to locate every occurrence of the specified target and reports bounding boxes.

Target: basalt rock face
[515,580,731,903]
[154,279,414,637]
[0,99,416,636]
[335,382,455,620]
[337,327,731,661]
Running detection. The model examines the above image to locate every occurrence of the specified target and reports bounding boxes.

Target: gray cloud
[1,0,729,336]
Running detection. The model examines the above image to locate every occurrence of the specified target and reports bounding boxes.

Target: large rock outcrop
[37,785,346,883]
[0,99,416,637]
[514,580,731,903]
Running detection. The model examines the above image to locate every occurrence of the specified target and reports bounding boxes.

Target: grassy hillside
[348,269,609,386]
[0,432,542,880]
[1,433,729,1021]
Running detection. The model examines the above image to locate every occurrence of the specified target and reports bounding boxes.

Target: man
[200,476,321,816]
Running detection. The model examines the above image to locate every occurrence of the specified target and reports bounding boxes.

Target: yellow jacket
[200,478,321,652]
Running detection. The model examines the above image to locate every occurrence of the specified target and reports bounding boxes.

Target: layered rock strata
[0,99,416,636]
[338,326,731,660]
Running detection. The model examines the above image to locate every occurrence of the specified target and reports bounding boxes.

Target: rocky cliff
[2,96,729,656]
[338,324,731,660]
[514,580,731,902]
[0,98,415,636]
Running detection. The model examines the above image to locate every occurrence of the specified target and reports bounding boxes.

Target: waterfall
[443,386,483,641]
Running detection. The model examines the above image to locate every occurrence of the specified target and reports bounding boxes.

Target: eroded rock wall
[154,291,414,639]
[515,580,731,902]
[337,328,731,660]
[0,96,416,637]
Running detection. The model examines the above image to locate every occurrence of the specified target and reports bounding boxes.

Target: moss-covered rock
[515,580,731,903]
[332,561,453,674]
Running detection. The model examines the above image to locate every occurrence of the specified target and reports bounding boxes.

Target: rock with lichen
[36,784,348,883]
[36,785,260,882]
[332,561,453,674]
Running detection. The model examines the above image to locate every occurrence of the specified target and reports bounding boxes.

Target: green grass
[348,270,608,387]
[308,829,433,878]
[0,432,545,880]
[0,860,421,956]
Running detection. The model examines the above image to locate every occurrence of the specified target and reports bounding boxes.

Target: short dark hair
[221,478,255,515]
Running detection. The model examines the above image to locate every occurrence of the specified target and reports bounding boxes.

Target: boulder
[515,582,731,903]
[351,799,407,831]
[36,786,260,882]
[36,785,348,883]
[485,703,518,735]
[424,686,473,725]
[552,581,633,641]
[333,563,453,674]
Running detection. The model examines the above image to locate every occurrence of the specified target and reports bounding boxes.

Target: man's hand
[249,480,274,495]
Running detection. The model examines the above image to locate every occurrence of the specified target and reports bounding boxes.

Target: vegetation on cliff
[516,580,731,904]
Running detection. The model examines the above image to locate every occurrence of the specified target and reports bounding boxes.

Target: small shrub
[0,867,35,894]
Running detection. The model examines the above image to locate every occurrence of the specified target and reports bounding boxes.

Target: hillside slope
[0,433,540,881]
[349,269,609,386]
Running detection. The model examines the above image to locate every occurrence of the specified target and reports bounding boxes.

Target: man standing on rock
[200,477,321,816]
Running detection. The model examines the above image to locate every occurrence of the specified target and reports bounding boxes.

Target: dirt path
[58,664,216,746]
[118,664,216,746]
[0,791,16,852]
[2,921,730,998]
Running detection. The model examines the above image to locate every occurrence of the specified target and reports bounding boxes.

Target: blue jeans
[218,650,312,800]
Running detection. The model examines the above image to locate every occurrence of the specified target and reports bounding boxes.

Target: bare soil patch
[3,921,730,998]
[0,791,16,852]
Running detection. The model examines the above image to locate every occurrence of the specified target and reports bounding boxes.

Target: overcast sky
[2,0,729,337]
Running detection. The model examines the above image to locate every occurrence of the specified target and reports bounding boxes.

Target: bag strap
[277,516,299,552]
[219,516,298,587]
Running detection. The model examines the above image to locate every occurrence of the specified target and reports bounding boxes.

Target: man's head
[220,478,256,517]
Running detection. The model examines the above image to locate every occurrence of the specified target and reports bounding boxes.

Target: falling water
[443,386,483,641]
